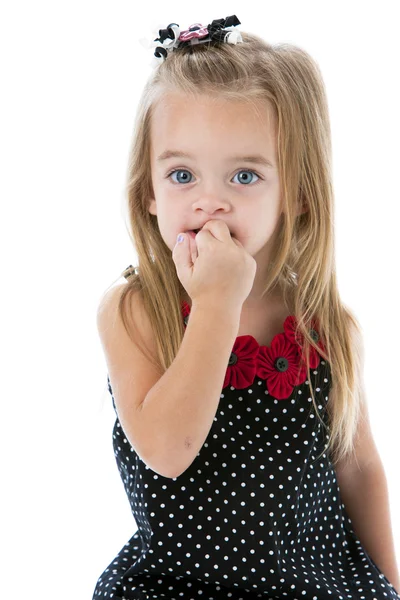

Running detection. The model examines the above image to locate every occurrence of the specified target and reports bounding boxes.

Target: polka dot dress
[92,302,400,600]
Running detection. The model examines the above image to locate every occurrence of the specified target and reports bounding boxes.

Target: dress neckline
[181,299,297,351]
[180,299,325,394]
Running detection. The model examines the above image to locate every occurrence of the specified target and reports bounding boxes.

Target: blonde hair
[105,31,363,469]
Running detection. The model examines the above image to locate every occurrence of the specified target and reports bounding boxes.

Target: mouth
[187,226,235,237]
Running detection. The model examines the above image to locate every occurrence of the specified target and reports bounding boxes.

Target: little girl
[92,15,400,600]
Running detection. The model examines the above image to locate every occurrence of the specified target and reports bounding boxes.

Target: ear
[297,190,308,216]
[297,202,308,216]
[148,197,157,216]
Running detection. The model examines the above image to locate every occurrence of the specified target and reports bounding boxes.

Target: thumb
[173,233,189,263]
[231,236,244,248]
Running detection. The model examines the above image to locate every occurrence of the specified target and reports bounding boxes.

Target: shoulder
[97,283,128,333]
[96,283,157,357]
[97,282,143,323]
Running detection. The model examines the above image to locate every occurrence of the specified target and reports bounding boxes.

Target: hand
[172,220,257,310]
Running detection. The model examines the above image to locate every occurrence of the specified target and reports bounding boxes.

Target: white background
[1,1,399,598]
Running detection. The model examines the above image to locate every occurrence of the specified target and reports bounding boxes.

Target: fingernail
[177,234,184,243]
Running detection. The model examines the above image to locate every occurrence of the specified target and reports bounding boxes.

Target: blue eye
[167,169,193,184]
[166,169,262,186]
[233,170,260,185]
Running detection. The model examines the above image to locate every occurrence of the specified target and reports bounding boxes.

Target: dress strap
[122,264,138,280]
[107,374,118,414]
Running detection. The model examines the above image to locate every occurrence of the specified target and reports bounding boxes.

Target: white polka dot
[92,363,400,599]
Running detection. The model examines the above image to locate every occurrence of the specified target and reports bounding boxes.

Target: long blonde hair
[105,31,363,469]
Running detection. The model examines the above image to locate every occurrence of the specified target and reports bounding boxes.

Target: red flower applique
[180,302,325,399]
[256,331,307,400]
[181,300,191,324]
[284,315,326,370]
[223,335,260,389]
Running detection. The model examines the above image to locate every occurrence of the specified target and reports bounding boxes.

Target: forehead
[150,91,276,158]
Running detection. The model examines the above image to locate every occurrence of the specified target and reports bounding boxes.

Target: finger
[189,233,198,264]
[231,237,244,247]
[201,219,232,241]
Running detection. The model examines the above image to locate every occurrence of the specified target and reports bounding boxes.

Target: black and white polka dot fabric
[92,309,400,599]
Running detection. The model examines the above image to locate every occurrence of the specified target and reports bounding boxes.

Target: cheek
[238,208,280,241]
[157,217,182,246]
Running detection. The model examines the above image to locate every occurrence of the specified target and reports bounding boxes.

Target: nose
[193,192,231,214]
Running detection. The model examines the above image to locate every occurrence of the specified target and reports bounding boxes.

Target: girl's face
[149,90,283,281]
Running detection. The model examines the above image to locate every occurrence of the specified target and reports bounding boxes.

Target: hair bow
[139,15,242,69]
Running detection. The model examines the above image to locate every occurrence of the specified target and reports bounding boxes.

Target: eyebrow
[156,149,275,169]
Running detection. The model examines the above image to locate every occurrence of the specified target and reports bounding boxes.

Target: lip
[187,222,233,234]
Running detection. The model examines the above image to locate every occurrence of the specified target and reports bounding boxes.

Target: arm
[336,459,400,593]
[140,301,241,479]
[334,319,400,591]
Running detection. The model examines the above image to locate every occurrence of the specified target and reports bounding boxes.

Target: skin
[148,90,306,313]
